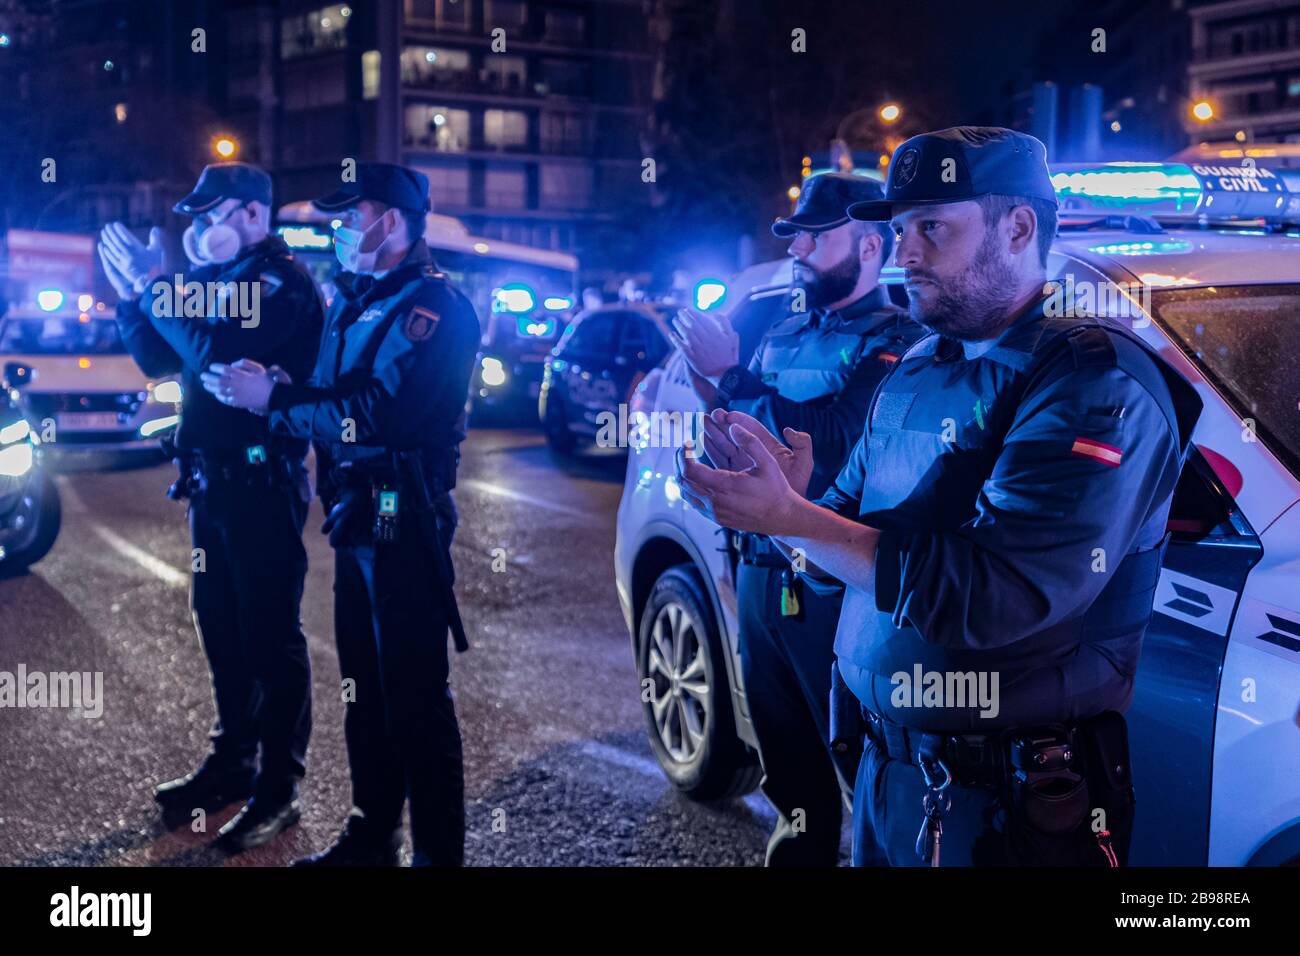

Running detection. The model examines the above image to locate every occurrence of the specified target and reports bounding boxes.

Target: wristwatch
[714,365,746,406]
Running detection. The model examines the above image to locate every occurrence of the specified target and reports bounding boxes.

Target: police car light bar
[1051,161,1300,224]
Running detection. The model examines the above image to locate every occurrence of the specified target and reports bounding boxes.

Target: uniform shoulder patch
[403,305,441,342]
[1065,324,1120,368]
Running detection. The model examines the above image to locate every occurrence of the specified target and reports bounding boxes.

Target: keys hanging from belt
[915,753,952,867]
[779,568,800,617]
[373,486,400,543]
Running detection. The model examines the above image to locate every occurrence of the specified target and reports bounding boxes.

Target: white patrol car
[614,161,1300,865]
[0,309,182,463]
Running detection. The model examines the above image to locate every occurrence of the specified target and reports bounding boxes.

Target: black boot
[217,792,302,852]
[154,757,255,823]
[291,814,401,867]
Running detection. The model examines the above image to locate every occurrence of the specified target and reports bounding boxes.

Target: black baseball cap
[773,172,885,238]
[313,162,432,214]
[847,127,1058,222]
[174,162,273,215]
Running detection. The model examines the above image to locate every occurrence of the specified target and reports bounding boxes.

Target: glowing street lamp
[1191,101,1215,122]
[213,135,238,159]
[879,103,902,123]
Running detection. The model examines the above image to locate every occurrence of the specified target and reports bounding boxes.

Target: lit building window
[418,163,472,206]
[485,167,527,208]
[405,104,470,151]
[362,50,380,99]
[485,55,526,92]
[484,109,528,148]
[540,162,592,209]
[114,103,128,123]
[401,45,471,87]
[281,3,351,59]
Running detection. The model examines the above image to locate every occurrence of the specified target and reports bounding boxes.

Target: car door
[557,312,623,436]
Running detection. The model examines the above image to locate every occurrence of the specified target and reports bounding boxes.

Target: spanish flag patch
[1071,437,1123,468]
[878,351,899,364]
[403,305,440,342]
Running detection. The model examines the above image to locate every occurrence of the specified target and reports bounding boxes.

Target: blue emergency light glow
[693,279,727,311]
[1051,163,1203,211]
[36,289,64,312]
[517,317,555,337]
[277,225,333,250]
[542,296,573,311]
[494,283,536,313]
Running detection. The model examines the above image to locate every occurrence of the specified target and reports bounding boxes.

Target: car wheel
[0,468,61,575]
[637,565,761,800]
[542,391,577,454]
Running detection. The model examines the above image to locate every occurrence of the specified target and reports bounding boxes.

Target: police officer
[672,173,920,866]
[678,128,1202,866]
[97,162,324,851]
[204,163,479,867]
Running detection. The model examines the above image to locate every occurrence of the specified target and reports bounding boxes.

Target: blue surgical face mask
[333,216,389,274]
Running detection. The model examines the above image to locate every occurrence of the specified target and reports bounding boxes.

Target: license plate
[57,412,121,431]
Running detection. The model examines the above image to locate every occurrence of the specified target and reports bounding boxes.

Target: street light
[1191,100,1215,122]
[879,103,901,123]
[213,135,238,159]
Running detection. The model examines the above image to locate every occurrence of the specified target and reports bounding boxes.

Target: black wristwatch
[714,365,746,406]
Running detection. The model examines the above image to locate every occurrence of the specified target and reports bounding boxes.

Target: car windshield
[0,316,127,355]
[1151,284,1300,476]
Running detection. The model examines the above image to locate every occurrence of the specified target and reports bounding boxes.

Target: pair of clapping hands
[668,306,739,383]
[676,407,814,537]
[199,360,291,415]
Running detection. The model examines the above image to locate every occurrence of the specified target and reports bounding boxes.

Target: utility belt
[832,663,1134,866]
[167,443,303,501]
[733,531,786,567]
[321,446,468,653]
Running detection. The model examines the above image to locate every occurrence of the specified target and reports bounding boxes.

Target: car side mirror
[2,362,34,391]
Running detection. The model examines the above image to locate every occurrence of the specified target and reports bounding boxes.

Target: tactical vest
[835,308,1202,731]
[754,302,903,402]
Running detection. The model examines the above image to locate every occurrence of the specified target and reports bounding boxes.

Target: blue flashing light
[693,279,727,311]
[36,289,64,312]
[278,225,333,250]
[1052,163,1203,212]
[542,295,573,311]
[517,316,555,337]
[494,283,536,314]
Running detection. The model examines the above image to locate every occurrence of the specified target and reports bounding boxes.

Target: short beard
[908,229,1022,340]
[795,243,862,309]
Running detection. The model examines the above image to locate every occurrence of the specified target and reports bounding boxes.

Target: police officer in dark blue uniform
[205,163,479,866]
[678,128,1202,867]
[98,162,324,851]
[675,173,919,865]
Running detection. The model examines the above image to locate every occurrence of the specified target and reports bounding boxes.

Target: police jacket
[115,235,324,458]
[266,240,479,474]
[720,286,920,499]
[820,296,1202,731]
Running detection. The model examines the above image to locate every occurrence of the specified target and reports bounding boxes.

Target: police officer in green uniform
[678,128,1202,866]
[99,163,324,852]
[673,173,920,866]
[204,163,480,866]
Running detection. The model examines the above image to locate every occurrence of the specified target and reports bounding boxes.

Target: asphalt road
[0,428,779,867]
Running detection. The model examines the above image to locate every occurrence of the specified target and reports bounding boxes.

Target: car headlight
[0,442,33,478]
[480,356,507,388]
[152,380,183,404]
[0,418,30,445]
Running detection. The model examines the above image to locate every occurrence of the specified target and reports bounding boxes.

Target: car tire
[0,468,61,574]
[637,565,761,800]
[542,391,577,454]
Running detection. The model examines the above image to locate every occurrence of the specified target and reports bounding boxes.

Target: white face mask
[333,215,391,274]
[182,205,246,265]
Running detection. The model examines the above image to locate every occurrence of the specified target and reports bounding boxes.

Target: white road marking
[91,524,189,589]
[578,740,777,821]
[459,478,595,520]
[58,478,189,588]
